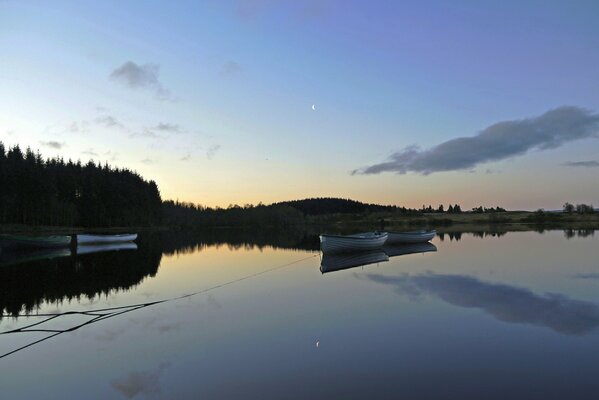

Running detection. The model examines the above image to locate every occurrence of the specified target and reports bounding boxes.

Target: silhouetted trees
[0,143,162,227]
[274,198,403,215]
[563,202,595,214]
[471,206,506,213]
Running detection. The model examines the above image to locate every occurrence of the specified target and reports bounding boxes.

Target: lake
[1,229,598,399]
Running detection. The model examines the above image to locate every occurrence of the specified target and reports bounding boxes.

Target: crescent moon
[312,104,316,111]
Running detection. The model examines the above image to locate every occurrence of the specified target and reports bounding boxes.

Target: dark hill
[273,197,399,216]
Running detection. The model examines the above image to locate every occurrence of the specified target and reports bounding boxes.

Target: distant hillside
[273,197,401,216]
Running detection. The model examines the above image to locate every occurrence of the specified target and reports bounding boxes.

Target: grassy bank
[2,211,598,236]
[308,211,599,232]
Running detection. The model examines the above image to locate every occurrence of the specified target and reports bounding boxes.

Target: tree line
[0,143,162,227]
[563,202,595,214]
[1,142,515,229]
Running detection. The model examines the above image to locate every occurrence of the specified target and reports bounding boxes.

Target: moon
[312,104,316,111]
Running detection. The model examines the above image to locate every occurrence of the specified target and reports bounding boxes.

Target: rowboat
[320,249,389,274]
[76,233,137,245]
[383,242,437,258]
[385,230,436,244]
[0,234,72,249]
[319,232,388,254]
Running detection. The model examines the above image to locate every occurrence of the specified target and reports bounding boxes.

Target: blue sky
[1,0,598,209]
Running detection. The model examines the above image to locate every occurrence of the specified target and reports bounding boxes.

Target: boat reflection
[383,242,437,258]
[0,237,160,319]
[320,250,389,274]
[320,242,437,274]
[76,242,138,255]
[0,247,72,267]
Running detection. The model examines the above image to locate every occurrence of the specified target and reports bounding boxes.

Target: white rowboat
[76,233,137,245]
[386,230,436,245]
[319,232,388,254]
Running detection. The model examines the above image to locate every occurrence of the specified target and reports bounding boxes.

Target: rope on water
[0,253,319,360]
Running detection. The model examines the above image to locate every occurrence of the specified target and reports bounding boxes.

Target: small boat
[0,234,72,249]
[385,230,436,244]
[76,233,137,245]
[319,232,388,254]
[383,242,437,258]
[320,249,389,274]
[76,242,138,255]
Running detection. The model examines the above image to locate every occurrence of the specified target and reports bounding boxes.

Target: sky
[1,0,599,210]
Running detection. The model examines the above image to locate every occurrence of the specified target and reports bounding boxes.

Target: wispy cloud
[563,160,599,168]
[180,153,191,161]
[109,61,170,99]
[95,115,125,129]
[111,362,170,399]
[154,122,183,133]
[82,148,98,156]
[368,272,599,335]
[206,144,221,159]
[141,158,155,164]
[104,150,119,162]
[40,141,65,149]
[353,106,599,175]
[572,273,599,279]
[68,121,89,133]
[221,60,242,76]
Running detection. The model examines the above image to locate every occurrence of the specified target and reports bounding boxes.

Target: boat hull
[76,234,137,244]
[386,230,436,244]
[320,233,388,254]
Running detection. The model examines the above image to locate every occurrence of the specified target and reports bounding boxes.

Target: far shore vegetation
[1,142,597,233]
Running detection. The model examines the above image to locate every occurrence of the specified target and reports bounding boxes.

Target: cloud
[40,141,65,149]
[180,154,191,161]
[154,122,183,133]
[141,158,154,164]
[221,61,242,76]
[104,150,119,161]
[82,148,98,156]
[96,115,125,129]
[109,61,170,99]
[206,144,221,159]
[353,106,599,175]
[68,121,89,133]
[572,273,599,279]
[111,362,170,399]
[368,272,599,335]
[563,160,599,168]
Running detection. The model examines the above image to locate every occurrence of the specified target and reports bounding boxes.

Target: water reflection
[321,250,388,273]
[159,228,320,254]
[0,236,161,319]
[383,242,437,258]
[437,229,596,241]
[564,229,595,239]
[320,243,436,274]
[368,272,599,335]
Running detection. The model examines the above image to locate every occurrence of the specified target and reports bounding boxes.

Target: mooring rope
[0,253,319,360]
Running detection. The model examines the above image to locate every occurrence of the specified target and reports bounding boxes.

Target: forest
[0,143,162,227]
[1,142,514,229]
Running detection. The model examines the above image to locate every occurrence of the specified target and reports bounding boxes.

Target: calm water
[1,229,598,399]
